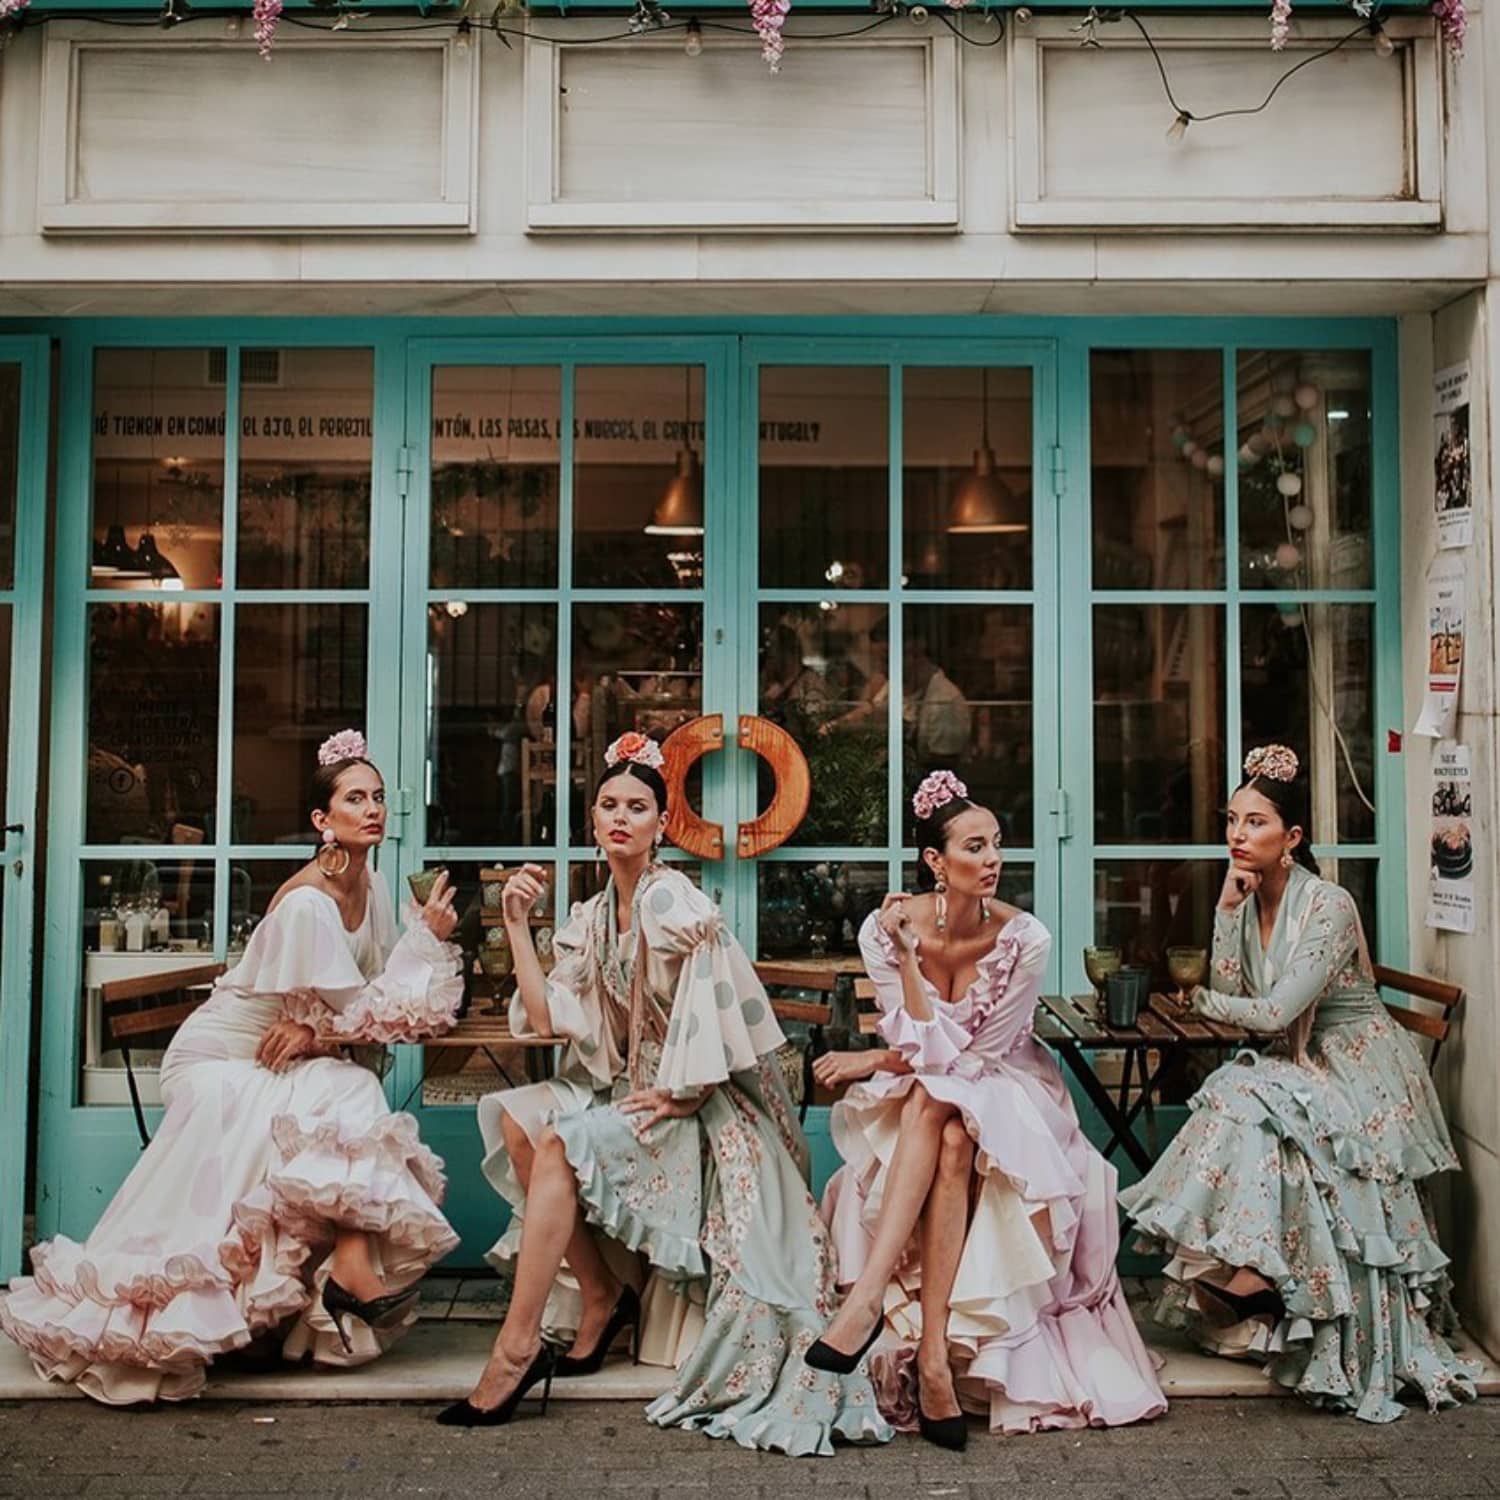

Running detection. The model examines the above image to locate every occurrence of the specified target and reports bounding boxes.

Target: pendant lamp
[948,368,1028,535]
[646,368,704,537]
[93,467,150,579]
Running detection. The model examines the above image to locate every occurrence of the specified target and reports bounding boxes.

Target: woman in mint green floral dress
[441,733,891,1456]
[1121,745,1476,1423]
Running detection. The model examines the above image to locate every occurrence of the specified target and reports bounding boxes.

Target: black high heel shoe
[917,1399,968,1451]
[1202,1282,1283,1322]
[435,1346,556,1428]
[804,1312,883,1375]
[554,1285,642,1377]
[322,1277,421,1354]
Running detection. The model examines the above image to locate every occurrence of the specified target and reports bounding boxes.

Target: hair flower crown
[1244,744,1300,784]
[605,731,665,772]
[317,729,369,767]
[912,769,969,821]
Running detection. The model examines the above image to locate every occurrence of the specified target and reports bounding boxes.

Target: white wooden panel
[1009,16,1442,232]
[525,27,959,231]
[39,25,479,233]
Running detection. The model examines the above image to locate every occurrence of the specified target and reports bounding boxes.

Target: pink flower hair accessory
[318,729,369,767]
[605,731,665,772]
[1244,744,1300,784]
[912,769,969,821]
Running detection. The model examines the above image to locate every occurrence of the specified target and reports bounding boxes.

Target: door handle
[4,823,22,835]
[660,715,726,861]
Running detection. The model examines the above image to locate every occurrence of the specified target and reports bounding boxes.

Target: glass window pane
[80,857,215,1104]
[760,367,887,590]
[904,604,1034,846]
[761,602,888,848]
[903,859,1034,914]
[1091,350,1224,590]
[0,363,19,591]
[570,602,703,845]
[1237,351,1372,590]
[903,366,1032,589]
[1241,602,1374,844]
[237,349,373,590]
[233,604,369,845]
[756,861,888,962]
[91,349,224,592]
[1325,858,1377,954]
[426,602,558,849]
[431,366,560,591]
[87,602,220,844]
[574,366,704,590]
[235,859,306,944]
[1093,603,1224,844]
[1092,858,1220,989]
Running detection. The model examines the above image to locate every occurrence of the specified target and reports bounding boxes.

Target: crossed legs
[818,1087,975,1416]
[466,1114,623,1411]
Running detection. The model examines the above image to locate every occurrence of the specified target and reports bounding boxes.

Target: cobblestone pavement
[3,1397,1499,1500]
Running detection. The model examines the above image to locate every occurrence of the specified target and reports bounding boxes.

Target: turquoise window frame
[0,337,52,1279]
[10,313,1402,1261]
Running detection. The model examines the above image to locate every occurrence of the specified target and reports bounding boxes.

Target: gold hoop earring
[934,877,947,933]
[317,831,350,878]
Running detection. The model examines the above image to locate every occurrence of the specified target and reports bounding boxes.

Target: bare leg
[916,1119,972,1421]
[497,1110,623,1362]
[469,1128,618,1409]
[1220,1267,1276,1298]
[819,1088,958,1355]
[329,1230,386,1303]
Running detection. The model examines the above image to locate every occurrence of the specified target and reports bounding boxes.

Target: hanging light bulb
[1370,20,1395,56]
[454,17,472,50]
[646,367,704,537]
[1166,111,1191,144]
[684,17,704,55]
[949,368,1028,535]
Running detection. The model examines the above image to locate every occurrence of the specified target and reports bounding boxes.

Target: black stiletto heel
[1203,1283,1283,1322]
[554,1285,643,1378]
[435,1346,557,1428]
[917,1401,968,1452]
[804,1313,883,1375]
[322,1277,421,1354]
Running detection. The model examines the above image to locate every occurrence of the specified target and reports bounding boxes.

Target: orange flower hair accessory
[605,731,665,772]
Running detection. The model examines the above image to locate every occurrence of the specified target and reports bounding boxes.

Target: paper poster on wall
[1413,554,1465,738]
[1433,362,1473,550]
[1426,739,1475,934]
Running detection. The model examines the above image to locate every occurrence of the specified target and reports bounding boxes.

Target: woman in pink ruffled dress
[807,770,1165,1444]
[0,731,464,1404]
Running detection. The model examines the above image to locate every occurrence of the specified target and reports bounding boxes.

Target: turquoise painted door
[394,335,1062,1263]
[0,338,52,1279]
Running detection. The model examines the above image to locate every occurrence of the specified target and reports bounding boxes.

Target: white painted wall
[0,11,1487,314]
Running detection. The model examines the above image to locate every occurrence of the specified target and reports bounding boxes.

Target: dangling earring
[934,876,947,934]
[980,897,990,922]
[1280,848,1294,870]
[317,826,350,878]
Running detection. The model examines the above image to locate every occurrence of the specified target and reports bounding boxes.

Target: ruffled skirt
[0,999,457,1405]
[827,1058,1166,1434]
[1119,1010,1478,1423]
[479,1071,892,1456]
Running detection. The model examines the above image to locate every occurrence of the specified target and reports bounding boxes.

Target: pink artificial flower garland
[254,0,283,59]
[748,0,790,71]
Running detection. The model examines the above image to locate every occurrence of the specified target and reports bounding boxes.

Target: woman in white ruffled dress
[808,771,1165,1444]
[0,730,464,1404]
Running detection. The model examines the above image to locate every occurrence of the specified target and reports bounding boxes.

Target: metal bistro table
[1035,993,1265,1174]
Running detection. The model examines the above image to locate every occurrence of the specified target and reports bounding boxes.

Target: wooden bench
[1373,964,1464,1071]
[100,962,226,1148]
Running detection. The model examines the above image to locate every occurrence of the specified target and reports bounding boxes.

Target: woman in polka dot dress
[453,732,890,1455]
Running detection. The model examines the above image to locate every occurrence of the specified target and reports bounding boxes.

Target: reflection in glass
[1241,603,1374,843]
[903,366,1032,589]
[756,861,886,962]
[1090,350,1224,590]
[233,605,369,844]
[236,860,305,938]
[1092,858,1220,991]
[1325,858,1377,956]
[87,602,220,844]
[238,349,373,590]
[0,364,18,590]
[759,367,887,590]
[425,602,558,849]
[903,605,1033,845]
[1237,351,1372,590]
[761,603,887,848]
[574,366,703,590]
[91,349,224,592]
[80,858,215,1101]
[1093,604,1223,845]
[431,366,560,591]
[570,602,703,845]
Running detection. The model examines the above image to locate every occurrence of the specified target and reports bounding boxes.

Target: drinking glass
[1166,945,1208,1009]
[1082,946,1122,1018]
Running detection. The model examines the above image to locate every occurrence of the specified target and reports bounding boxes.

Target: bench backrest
[100,963,225,1048]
